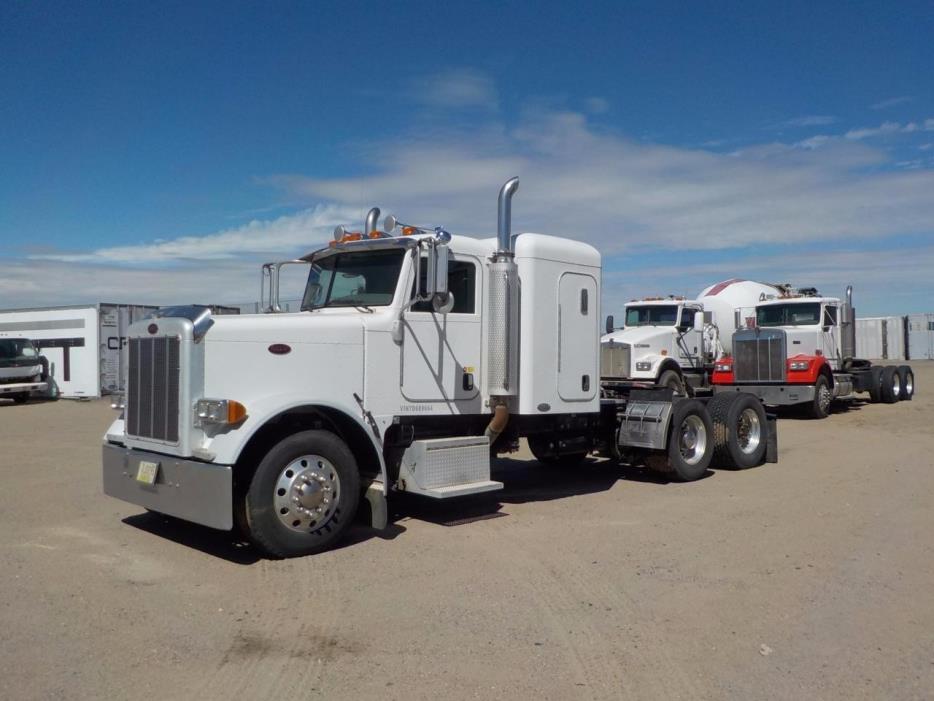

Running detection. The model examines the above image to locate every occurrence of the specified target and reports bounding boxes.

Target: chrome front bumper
[102,443,233,530]
[714,384,816,406]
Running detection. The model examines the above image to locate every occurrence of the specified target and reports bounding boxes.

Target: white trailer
[856,316,907,361]
[0,304,160,397]
[907,314,934,360]
[102,178,779,558]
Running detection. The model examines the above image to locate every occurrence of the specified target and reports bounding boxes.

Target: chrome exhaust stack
[364,207,381,235]
[487,177,520,400]
[841,284,856,361]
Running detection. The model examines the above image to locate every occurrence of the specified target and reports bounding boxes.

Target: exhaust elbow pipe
[497,177,520,254]
[365,207,381,235]
[484,402,510,445]
[846,285,853,307]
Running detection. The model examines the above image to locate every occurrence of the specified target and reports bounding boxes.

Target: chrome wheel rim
[905,372,913,395]
[818,383,832,412]
[892,374,901,397]
[679,415,707,466]
[737,408,762,455]
[274,454,341,533]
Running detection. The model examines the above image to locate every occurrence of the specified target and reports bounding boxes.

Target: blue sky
[1,0,933,315]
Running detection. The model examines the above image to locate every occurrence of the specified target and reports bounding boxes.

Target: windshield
[0,339,38,360]
[301,248,406,310]
[757,302,821,327]
[625,305,680,327]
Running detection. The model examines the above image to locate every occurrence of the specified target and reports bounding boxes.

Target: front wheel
[11,393,29,404]
[806,375,832,419]
[657,369,686,396]
[244,430,360,558]
[664,400,714,481]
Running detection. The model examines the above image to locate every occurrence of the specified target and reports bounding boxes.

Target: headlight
[110,393,126,410]
[194,399,248,426]
[789,360,811,371]
[635,361,652,371]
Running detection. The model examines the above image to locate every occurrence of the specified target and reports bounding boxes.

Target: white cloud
[871,96,912,110]
[781,115,837,127]
[844,121,904,140]
[411,68,499,110]
[8,107,934,314]
[584,97,610,114]
[34,204,356,263]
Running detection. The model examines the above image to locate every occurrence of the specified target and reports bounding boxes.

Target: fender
[206,392,388,495]
[786,354,829,385]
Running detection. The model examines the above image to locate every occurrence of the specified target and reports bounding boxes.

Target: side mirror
[426,238,449,299]
[693,311,704,332]
[605,315,615,334]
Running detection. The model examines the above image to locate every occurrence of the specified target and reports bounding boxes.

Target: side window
[411,258,477,314]
[580,289,588,315]
[823,306,838,326]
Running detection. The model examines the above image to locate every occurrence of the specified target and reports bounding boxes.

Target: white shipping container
[0,304,158,398]
[907,313,934,360]
[855,316,906,361]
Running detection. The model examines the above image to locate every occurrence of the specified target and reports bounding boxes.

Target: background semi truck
[0,336,49,403]
[102,178,777,557]
[601,279,781,394]
[711,285,915,418]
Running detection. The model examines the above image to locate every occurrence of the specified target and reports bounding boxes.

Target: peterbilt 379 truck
[103,178,777,557]
[711,286,915,418]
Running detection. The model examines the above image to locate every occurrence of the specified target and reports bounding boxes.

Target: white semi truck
[0,336,49,403]
[711,286,915,418]
[103,178,777,557]
[601,280,782,394]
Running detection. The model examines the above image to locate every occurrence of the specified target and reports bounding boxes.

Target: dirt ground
[1,363,932,700]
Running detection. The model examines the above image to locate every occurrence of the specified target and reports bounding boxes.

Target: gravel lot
[2,363,932,700]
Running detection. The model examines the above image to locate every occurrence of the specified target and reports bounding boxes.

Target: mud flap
[363,481,388,530]
[765,414,778,464]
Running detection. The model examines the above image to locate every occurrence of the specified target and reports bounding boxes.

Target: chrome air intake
[487,177,520,397]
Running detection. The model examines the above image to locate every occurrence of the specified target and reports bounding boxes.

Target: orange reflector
[660,349,668,356]
[368,230,385,239]
[227,400,248,424]
[343,232,362,242]
[328,240,338,247]
[402,226,416,236]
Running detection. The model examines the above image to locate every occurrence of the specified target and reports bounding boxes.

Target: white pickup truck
[0,336,49,403]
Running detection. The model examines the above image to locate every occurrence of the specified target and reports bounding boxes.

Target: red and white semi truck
[711,286,915,418]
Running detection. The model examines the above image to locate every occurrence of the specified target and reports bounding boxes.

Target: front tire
[709,393,768,468]
[657,369,686,396]
[244,430,360,558]
[897,366,914,401]
[806,374,832,419]
[664,400,714,481]
[11,393,29,404]
[880,366,900,404]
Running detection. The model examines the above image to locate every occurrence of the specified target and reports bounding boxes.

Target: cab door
[400,255,483,412]
[820,304,841,367]
[676,304,703,368]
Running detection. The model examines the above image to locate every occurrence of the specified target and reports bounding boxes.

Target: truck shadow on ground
[771,399,868,420]
[121,457,713,563]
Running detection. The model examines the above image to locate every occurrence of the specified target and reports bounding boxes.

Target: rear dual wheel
[897,365,914,401]
[708,393,768,468]
[880,366,901,404]
[661,400,714,481]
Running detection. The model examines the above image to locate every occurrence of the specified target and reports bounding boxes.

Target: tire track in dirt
[487,520,703,701]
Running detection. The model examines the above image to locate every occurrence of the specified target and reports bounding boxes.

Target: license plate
[136,460,160,485]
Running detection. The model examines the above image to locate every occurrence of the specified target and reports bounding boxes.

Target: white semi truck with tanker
[103,178,777,557]
[601,279,783,394]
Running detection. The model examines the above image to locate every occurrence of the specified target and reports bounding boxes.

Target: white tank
[697,279,782,354]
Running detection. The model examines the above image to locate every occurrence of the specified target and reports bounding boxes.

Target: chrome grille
[733,329,786,383]
[601,342,631,377]
[127,336,180,442]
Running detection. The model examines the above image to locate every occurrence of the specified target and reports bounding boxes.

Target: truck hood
[205,309,379,345]
[602,326,676,350]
